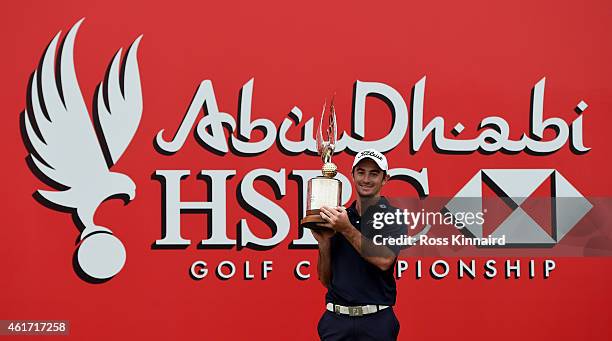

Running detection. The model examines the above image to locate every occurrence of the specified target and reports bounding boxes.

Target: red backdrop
[2,0,611,339]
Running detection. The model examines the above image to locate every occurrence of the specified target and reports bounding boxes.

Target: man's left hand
[319,206,352,233]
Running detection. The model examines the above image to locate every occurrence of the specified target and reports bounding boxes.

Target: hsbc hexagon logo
[445,169,593,246]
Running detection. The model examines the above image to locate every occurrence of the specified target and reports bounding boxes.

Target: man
[314,148,406,341]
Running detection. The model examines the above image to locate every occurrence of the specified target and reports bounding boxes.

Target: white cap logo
[352,149,388,171]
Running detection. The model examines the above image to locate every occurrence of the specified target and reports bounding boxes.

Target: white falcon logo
[22,19,143,281]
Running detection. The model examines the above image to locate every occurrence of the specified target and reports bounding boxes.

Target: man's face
[352,159,389,198]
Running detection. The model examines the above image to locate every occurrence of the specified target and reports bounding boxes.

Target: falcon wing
[94,35,143,167]
[23,19,109,190]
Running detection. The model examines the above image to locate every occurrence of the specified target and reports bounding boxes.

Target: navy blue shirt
[325,197,407,306]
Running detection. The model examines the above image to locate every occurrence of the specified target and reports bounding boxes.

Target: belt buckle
[348,306,363,317]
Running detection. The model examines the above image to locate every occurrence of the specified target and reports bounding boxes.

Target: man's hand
[319,206,352,234]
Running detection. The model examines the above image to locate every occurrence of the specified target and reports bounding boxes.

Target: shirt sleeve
[362,208,408,256]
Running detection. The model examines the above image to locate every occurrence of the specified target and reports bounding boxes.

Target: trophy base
[300,209,332,231]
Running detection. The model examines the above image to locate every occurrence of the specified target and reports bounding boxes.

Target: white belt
[326,303,390,317]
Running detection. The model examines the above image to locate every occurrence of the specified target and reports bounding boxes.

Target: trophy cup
[300,98,342,231]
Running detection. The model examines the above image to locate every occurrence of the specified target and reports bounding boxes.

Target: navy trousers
[317,308,400,340]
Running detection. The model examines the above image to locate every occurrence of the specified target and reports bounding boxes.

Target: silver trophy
[300,97,342,231]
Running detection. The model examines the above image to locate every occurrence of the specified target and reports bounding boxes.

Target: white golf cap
[352,149,388,171]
